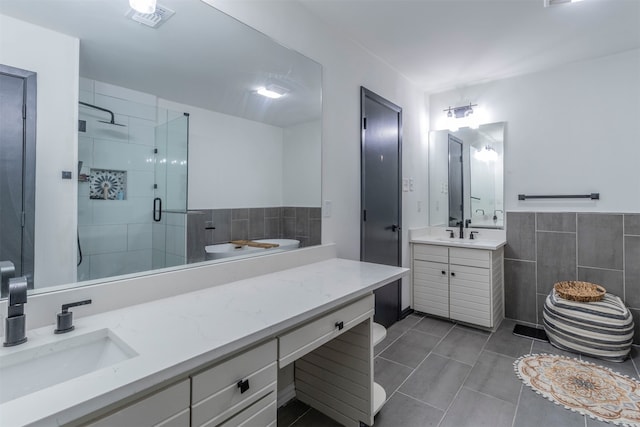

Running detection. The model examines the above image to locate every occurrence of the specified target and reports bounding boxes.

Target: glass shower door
[152,111,189,269]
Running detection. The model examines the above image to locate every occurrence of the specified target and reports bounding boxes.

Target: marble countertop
[0,258,408,427]
[409,227,506,250]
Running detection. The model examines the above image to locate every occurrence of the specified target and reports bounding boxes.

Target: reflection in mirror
[447,135,464,227]
[429,122,504,229]
[0,0,322,294]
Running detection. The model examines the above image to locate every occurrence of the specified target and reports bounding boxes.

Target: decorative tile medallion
[89,169,126,200]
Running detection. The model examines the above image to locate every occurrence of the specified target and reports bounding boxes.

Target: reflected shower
[78,101,127,126]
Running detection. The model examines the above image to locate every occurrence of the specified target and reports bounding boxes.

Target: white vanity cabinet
[84,340,277,427]
[85,379,190,427]
[412,243,504,329]
[81,296,377,427]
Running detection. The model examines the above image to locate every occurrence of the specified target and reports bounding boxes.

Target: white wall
[207,0,430,310]
[159,98,285,209]
[0,15,79,287]
[282,120,322,207]
[430,49,640,214]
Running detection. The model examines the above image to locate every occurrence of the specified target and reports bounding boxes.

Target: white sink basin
[0,328,137,404]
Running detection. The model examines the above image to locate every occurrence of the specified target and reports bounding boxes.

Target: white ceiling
[298,0,640,93]
[2,0,638,120]
[0,0,322,127]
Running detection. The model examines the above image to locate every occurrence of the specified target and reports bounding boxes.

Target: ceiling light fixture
[256,85,288,99]
[129,0,157,14]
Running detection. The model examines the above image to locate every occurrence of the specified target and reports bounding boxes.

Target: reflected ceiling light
[544,0,583,7]
[129,0,156,14]
[256,85,287,99]
[474,145,498,162]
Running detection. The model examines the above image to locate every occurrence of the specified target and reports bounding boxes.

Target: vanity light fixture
[129,0,156,14]
[444,103,478,131]
[256,85,288,99]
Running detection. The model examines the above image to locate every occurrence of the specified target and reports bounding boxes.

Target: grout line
[511,383,524,427]
[286,407,311,427]
[376,355,416,371]
[436,324,493,426]
[396,390,446,412]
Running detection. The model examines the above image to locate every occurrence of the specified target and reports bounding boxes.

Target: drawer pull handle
[335,321,344,330]
[451,272,456,277]
[441,270,446,275]
[237,379,250,394]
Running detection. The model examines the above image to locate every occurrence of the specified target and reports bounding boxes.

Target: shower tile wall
[504,212,640,343]
[186,207,321,263]
[78,78,186,280]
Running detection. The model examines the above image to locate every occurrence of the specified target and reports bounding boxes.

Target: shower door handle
[153,197,162,222]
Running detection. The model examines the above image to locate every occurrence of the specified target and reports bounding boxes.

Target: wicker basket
[554,281,606,302]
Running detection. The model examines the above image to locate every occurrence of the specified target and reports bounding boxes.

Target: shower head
[79,102,127,127]
[97,119,126,127]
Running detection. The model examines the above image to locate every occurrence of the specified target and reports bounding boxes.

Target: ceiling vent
[126,4,175,28]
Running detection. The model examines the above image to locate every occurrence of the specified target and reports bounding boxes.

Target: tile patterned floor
[278,313,640,427]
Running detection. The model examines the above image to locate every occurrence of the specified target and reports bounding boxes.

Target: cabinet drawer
[218,390,276,427]
[192,339,276,405]
[278,294,374,367]
[156,408,190,427]
[413,244,448,263]
[192,362,276,427]
[450,247,491,268]
[87,379,190,427]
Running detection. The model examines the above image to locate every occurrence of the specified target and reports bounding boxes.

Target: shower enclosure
[77,83,188,282]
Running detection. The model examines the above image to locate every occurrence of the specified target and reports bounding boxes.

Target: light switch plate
[323,200,332,218]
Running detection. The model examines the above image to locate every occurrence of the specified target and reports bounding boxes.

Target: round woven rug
[515,354,640,426]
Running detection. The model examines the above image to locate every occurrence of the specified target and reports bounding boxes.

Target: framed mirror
[0,0,322,295]
[429,122,504,229]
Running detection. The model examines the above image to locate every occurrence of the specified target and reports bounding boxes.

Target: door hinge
[363,117,367,130]
[21,211,25,227]
[459,155,463,163]
[22,104,27,120]
[363,209,367,221]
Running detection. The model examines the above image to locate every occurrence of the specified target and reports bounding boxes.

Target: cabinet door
[413,260,449,318]
[449,264,492,327]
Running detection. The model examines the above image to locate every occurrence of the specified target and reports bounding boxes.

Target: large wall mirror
[429,122,504,229]
[0,0,322,295]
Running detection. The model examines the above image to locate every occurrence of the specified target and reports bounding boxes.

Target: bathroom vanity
[410,228,506,330]
[0,257,406,427]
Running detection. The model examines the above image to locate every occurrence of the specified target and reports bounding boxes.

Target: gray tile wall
[504,212,640,343]
[186,207,321,263]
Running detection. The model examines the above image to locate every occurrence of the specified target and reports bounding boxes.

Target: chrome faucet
[3,276,28,347]
[475,209,485,215]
